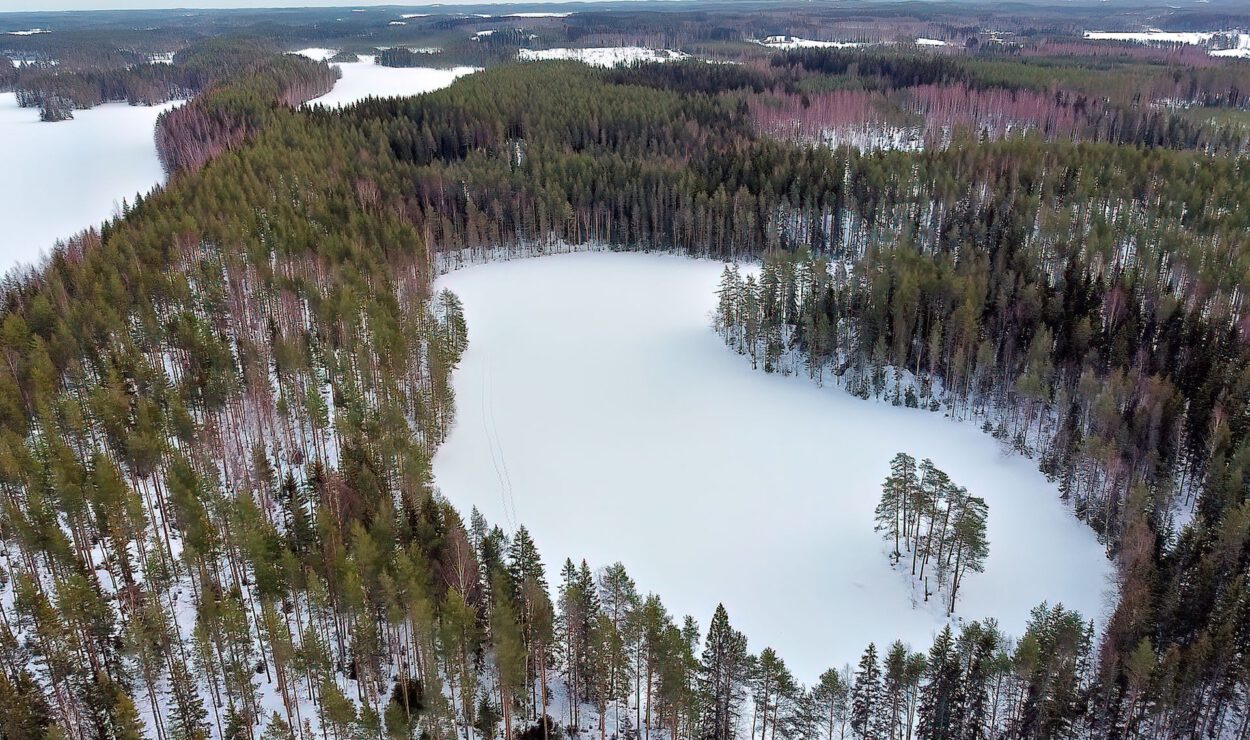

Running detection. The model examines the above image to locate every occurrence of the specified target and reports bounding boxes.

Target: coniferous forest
[3,2,1250,739]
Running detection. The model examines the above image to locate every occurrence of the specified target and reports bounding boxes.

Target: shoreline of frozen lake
[0,93,181,276]
[432,251,1115,682]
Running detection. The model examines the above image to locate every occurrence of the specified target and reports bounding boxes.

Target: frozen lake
[0,93,180,275]
[433,251,1114,681]
[296,50,477,108]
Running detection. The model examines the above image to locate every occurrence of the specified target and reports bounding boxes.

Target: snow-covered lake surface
[518,47,689,66]
[294,50,477,108]
[432,252,1114,681]
[0,92,180,275]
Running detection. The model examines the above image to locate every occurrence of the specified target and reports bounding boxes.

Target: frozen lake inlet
[432,251,1114,680]
[0,93,179,275]
[295,49,477,108]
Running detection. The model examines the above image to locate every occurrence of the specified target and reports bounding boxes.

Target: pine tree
[811,668,850,740]
[167,660,209,740]
[261,711,295,740]
[881,641,911,740]
[946,493,988,616]
[875,453,916,563]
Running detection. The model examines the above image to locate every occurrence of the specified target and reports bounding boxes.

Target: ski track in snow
[433,251,1116,682]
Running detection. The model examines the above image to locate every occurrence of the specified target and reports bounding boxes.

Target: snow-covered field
[756,36,862,49]
[0,92,180,275]
[432,252,1114,681]
[519,47,689,66]
[295,50,477,108]
[1084,29,1250,57]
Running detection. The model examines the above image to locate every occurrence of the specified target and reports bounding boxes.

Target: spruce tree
[850,643,882,739]
[699,605,749,740]
[917,626,960,740]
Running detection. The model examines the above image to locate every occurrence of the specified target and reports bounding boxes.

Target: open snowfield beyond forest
[433,251,1114,682]
[0,92,179,275]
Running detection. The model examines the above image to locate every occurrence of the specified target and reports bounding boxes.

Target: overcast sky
[0,1,569,12]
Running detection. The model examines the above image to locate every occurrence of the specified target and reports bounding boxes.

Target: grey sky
[0,1,556,12]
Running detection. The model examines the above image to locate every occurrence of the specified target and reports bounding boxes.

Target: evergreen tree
[851,643,882,739]
[699,605,749,740]
[917,626,960,740]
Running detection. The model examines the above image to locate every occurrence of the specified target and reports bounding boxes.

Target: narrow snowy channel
[432,251,1114,681]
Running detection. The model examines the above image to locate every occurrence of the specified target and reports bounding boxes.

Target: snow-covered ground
[915,38,948,46]
[432,252,1114,682]
[294,50,477,108]
[518,47,689,66]
[756,36,862,49]
[0,92,180,275]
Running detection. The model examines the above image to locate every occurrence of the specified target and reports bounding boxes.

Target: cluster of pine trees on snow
[872,454,988,616]
[2,41,1250,740]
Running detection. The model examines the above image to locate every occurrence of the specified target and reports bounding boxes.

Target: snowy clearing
[915,38,948,46]
[757,36,862,49]
[518,47,689,66]
[432,252,1114,681]
[292,46,337,62]
[294,51,478,108]
[6,28,50,36]
[0,92,180,276]
[507,12,572,18]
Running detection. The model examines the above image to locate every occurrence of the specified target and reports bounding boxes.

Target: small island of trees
[875,453,989,615]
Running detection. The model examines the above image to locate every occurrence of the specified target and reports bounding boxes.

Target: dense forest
[3,16,1250,740]
[2,38,335,123]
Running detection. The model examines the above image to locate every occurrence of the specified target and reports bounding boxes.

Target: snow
[757,36,862,49]
[298,53,478,108]
[400,13,429,19]
[6,28,50,36]
[518,47,689,67]
[0,92,181,276]
[506,12,572,18]
[1084,30,1217,45]
[6,56,56,68]
[1084,29,1250,57]
[473,29,496,38]
[1210,42,1250,58]
[915,38,948,46]
[292,46,337,62]
[432,252,1115,681]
